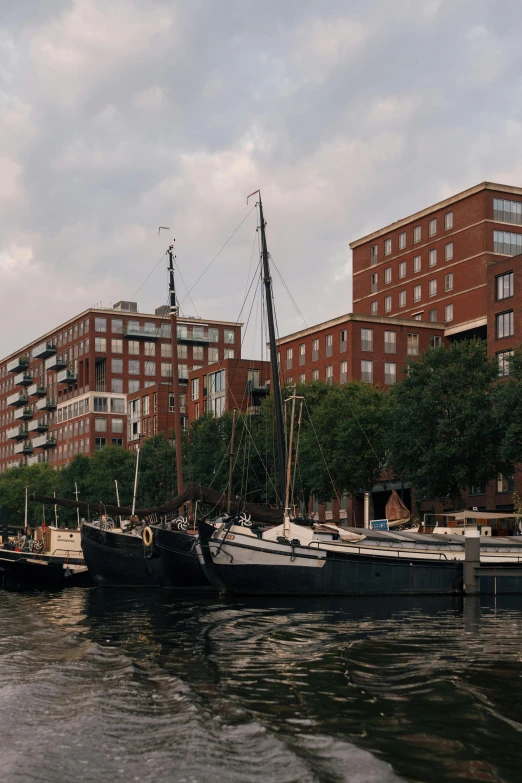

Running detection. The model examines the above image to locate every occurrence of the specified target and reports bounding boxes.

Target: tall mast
[168,243,184,496]
[258,195,286,505]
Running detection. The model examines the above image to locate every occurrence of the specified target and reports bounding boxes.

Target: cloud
[2,0,522,357]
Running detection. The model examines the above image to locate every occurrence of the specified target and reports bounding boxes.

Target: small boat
[0,524,91,590]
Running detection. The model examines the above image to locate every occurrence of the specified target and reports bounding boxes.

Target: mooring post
[464,529,481,594]
[2,505,8,544]
[364,491,371,529]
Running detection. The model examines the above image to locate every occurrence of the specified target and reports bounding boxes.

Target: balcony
[14,440,33,455]
[14,406,33,421]
[27,454,42,466]
[33,434,57,450]
[36,397,57,412]
[14,371,33,387]
[33,340,57,359]
[45,353,67,371]
[124,322,159,341]
[56,367,78,385]
[7,355,29,374]
[246,380,270,397]
[7,390,29,407]
[28,417,49,433]
[27,382,47,398]
[7,425,29,441]
[177,327,212,345]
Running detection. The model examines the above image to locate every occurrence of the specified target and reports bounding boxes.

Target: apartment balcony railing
[36,397,57,412]
[27,382,47,398]
[28,417,49,433]
[14,439,33,455]
[7,355,29,374]
[177,327,212,345]
[246,380,270,397]
[14,371,33,387]
[7,390,29,408]
[33,434,57,450]
[26,454,42,466]
[124,323,159,341]
[45,353,67,371]
[14,406,33,421]
[33,340,57,359]
[7,425,29,441]
[56,367,78,385]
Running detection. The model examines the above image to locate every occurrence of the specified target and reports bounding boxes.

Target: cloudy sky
[2,0,521,358]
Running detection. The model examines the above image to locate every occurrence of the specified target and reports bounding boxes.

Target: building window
[413,284,421,302]
[497,473,515,493]
[384,266,392,284]
[286,347,293,369]
[384,295,392,313]
[399,261,406,278]
[340,361,347,383]
[95,438,106,451]
[312,369,319,381]
[398,232,406,250]
[111,339,123,354]
[384,331,396,354]
[128,380,139,393]
[413,313,422,321]
[430,335,442,348]
[445,273,454,292]
[111,378,123,393]
[361,328,373,351]
[298,373,305,383]
[494,198,522,225]
[111,358,123,374]
[494,230,522,255]
[445,242,453,261]
[339,331,347,352]
[299,343,306,363]
[312,338,319,361]
[429,218,437,236]
[384,362,396,385]
[445,211,453,230]
[361,360,373,383]
[429,279,437,297]
[496,310,514,338]
[413,225,421,243]
[161,362,172,377]
[111,439,123,447]
[370,245,378,265]
[497,349,514,377]
[95,317,106,332]
[224,329,235,345]
[325,334,333,357]
[128,360,140,375]
[445,303,454,323]
[160,343,172,358]
[413,255,421,273]
[112,418,124,434]
[144,342,156,357]
[429,249,437,266]
[128,341,140,356]
[429,309,438,322]
[111,398,125,413]
[370,273,378,293]
[95,337,106,352]
[193,345,204,361]
[208,347,218,363]
[407,333,419,356]
[93,397,108,412]
[95,417,106,432]
[496,271,514,300]
[177,344,187,360]
[325,365,333,383]
[112,319,123,334]
[224,349,234,359]
[384,238,392,256]
[399,290,406,308]
[191,378,199,401]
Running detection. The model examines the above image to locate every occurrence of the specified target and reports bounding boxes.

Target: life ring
[142,527,154,548]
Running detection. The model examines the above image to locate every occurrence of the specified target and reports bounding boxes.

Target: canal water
[0,591,521,783]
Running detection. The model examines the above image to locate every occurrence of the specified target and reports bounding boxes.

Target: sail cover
[385,490,410,528]
[31,483,284,525]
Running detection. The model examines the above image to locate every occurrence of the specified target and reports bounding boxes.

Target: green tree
[387,339,502,505]
[492,347,522,469]
[137,434,178,508]
[0,463,58,526]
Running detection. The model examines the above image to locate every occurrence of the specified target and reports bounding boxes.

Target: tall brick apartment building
[0,302,241,471]
[350,181,522,337]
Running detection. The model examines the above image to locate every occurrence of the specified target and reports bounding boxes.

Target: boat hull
[81,523,211,589]
[197,522,464,596]
[0,550,92,590]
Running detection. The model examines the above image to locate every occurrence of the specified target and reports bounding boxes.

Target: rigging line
[174,258,200,319]
[303,397,340,504]
[179,204,257,307]
[129,250,168,303]
[270,256,389,477]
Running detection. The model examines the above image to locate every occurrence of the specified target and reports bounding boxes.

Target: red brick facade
[187,358,271,423]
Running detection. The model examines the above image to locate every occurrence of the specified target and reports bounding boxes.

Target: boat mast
[168,243,184,496]
[257,194,286,505]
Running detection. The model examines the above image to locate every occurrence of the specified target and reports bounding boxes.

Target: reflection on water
[1,590,521,783]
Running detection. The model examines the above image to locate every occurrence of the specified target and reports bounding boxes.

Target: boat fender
[142,527,154,548]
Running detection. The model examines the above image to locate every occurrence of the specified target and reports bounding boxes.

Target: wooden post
[464,529,481,594]
[227,409,237,514]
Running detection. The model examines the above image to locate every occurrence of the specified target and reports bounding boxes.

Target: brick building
[350,181,522,336]
[187,358,271,423]
[0,302,241,470]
